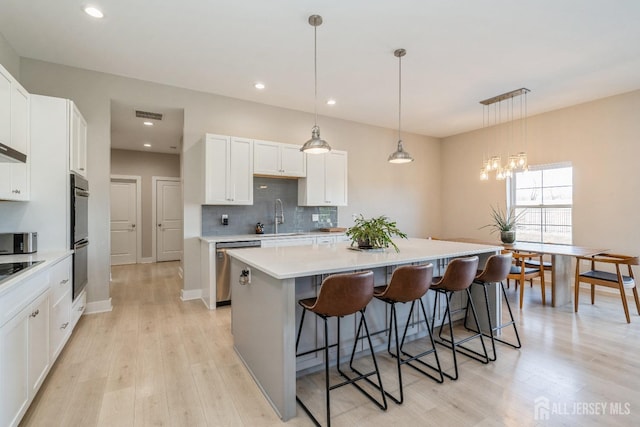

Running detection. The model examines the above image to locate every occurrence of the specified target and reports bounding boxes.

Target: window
[510,163,573,244]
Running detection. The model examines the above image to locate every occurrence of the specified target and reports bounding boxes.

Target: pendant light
[300,15,331,154]
[388,49,414,164]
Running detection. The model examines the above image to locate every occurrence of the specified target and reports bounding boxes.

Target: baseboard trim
[181,288,202,301]
[85,298,113,314]
[140,257,155,264]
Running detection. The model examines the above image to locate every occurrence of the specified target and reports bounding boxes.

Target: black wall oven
[70,173,89,300]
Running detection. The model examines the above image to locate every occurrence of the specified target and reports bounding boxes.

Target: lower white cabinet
[0,254,78,427]
[0,304,30,427]
[28,291,50,397]
[49,257,72,361]
[70,289,86,330]
[261,237,316,248]
[0,284,49,427]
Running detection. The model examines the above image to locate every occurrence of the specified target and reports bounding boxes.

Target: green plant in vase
[346,215,407,252]
[481,205,526,244]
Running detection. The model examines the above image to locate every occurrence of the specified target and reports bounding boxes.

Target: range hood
[0,142,27,163]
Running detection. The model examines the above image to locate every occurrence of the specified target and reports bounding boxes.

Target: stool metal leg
[464,281,521,352]
[434,289,489,380]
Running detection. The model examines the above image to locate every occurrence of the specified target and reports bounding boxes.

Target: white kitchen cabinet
[0,276,49,427]
[0,66,10,149]
[49,256,72,360]
[0,66,30,201]
[0,304,29,427]
[254,140,306,177]
[298,150,348,206]
[70,289,86,330]
[0,64,30,156]
[70,102,88,177]
[261,236,316,248]
[202,134,253,205]
[28,291,50,397]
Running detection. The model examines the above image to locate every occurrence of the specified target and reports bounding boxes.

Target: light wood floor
[20,262,640,426]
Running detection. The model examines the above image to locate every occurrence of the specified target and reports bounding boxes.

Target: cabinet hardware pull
[79,306,85,311]
[79,168,85,171]
[61,322,69,329]
[30,309,40,318]
[61,279,69,284]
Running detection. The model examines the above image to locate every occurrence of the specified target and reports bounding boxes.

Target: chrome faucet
[274,198,284,234]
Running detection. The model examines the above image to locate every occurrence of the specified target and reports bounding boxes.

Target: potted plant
[481,205,525,244]
[346,215,408,252]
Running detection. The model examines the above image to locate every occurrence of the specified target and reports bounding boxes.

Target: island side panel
[230,258,297,421]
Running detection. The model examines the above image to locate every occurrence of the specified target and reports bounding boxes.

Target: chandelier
[479,88,530,181]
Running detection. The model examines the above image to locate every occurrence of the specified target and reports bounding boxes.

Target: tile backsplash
[202,177,338,236]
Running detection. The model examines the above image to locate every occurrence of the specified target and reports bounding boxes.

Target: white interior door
[110,180,138,265]
[156,179,183,262]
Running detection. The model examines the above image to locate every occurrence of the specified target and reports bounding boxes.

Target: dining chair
[504,250,546,309]
[574,253,640,323]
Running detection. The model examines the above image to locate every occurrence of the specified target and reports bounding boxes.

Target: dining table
[446,238,607,307]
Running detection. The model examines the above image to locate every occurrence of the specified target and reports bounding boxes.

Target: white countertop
[226,238,503,279]
[0,250,73,296]
[199,231,346,244]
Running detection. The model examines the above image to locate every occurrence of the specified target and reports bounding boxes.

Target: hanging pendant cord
[314,23,318,127]
[398,53,402,143]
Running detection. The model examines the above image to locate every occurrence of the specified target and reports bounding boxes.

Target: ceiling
[110,101,183,154]
[2,0,640,142]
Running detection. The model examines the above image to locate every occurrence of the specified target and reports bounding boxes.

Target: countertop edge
[0,250,74,297]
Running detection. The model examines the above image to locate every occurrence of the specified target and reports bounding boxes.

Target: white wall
[441,89,640,256]
[18,58,440,304]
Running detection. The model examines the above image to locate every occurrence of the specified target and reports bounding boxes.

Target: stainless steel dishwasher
[216,240,261,306]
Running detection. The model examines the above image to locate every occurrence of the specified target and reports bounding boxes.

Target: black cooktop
[0,260,44,284]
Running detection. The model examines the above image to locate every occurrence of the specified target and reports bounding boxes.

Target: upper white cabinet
[69,102,87,177]
[298,150,348,206]
[0,67,10,149]
[254,140,306,177]
[0,65,30,201]
[202,134,253,205]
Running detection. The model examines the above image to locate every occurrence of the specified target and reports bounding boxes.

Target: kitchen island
[228,238,502,420]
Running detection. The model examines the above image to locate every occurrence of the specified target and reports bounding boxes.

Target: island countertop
[226,238,503,279]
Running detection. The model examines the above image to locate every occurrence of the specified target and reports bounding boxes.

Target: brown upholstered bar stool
[295,271,387,427]
[372,264,443,404]
[430,256,489,380]
[464,253,521,362]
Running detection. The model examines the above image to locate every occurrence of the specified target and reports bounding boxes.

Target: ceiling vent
[135,110,163,121]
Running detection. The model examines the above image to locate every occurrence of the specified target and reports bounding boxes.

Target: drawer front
[50,289,71,361]
[70,291,86,329]
[49,257,72,305]
[0,271,49,328]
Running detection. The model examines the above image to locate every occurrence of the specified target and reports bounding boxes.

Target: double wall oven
[70,173,89,300]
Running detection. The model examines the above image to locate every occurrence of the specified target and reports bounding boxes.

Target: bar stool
[295,271,387,427]
[372,264,443,404]
[464,253,521,362]
[430,256,488,380]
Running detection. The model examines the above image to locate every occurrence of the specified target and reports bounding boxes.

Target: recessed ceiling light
[327,99,336,106]
[143,143,152,147]
[143,121,153,126]
[254,82,266,90]
[84,6,104,19]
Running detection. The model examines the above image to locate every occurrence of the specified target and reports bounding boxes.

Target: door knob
[158,223,162,227]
